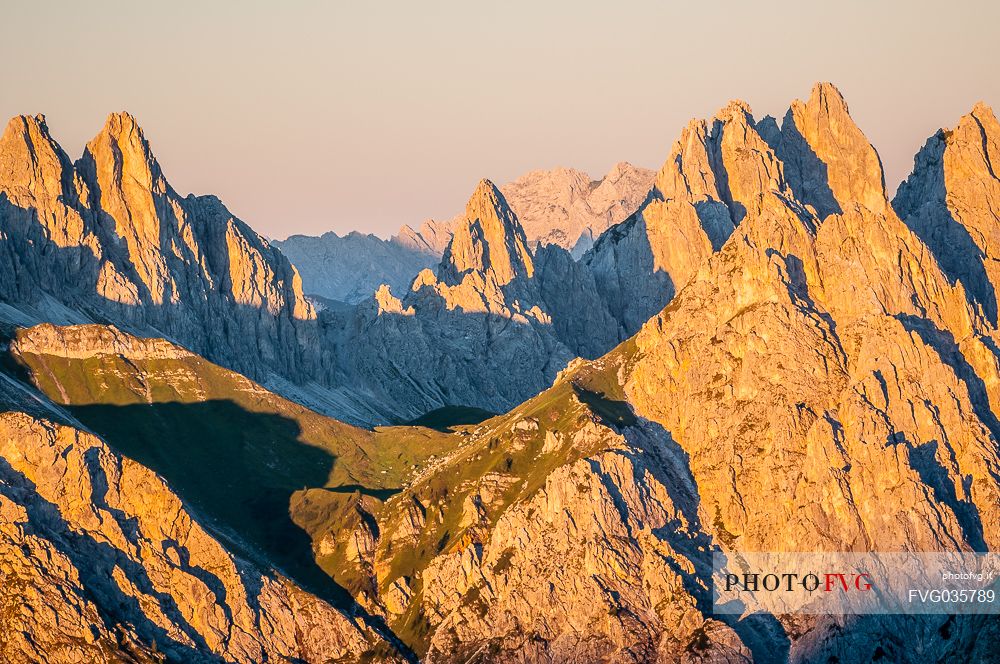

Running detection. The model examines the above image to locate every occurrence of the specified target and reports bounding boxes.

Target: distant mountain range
[274,162,654,305]
[1,82,999,662]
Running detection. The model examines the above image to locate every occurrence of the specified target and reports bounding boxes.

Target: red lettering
[824,573,848,592]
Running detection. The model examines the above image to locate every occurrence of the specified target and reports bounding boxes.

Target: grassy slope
[11,324,640,654]
[10,326,460,606]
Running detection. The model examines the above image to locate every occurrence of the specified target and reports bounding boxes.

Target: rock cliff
[324,180,622,420]
[0,409,379,663]
[0,112,315,385]
[894,101,1000,327]
[303,87,1000,662]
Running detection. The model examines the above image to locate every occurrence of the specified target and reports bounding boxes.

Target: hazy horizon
[3,0,997,240]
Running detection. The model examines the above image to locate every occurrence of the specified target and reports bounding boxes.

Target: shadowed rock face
[0,112,315,384]
[324,179,623,421]
[0,113,648,426]
[274,231,439,304]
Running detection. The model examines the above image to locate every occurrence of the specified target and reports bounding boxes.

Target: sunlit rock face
[894,101,1000,327]
[585,82,890,339]
[583,99,777,336]
[0,409,376,663]
[307,86,1000,663]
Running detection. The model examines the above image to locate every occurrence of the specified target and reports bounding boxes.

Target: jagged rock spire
[441,178,534,286]
[894,100,1000,325]
[654,99,786,235]
[0,114,86,213]
[82,112,164,191]
[75,112,178,306]
[768,82,887,217]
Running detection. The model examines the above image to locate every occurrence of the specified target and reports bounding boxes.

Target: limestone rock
[440,179,535,287]
[584,99,785,335]
[500,162,655,253]
[274,231,438,304]
[0,112,316,387]
[764,82,887,218]
[320,84,1000,663]
[0,410,373,663]
[395,218,456,256]
[894,101,1000,326]
[325,179,622,419]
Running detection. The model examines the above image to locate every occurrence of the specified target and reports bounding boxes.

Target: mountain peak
[0,113,81,208]
[2,113,55,148]
[808,81,849,112]
[771,82,886,217]
[466,178,503,210]
[442,178,534,285]
[84,111,161,182]
[4,113,48,133]
[654,96,785,232]
[103,110,142,132]
[714,99,754,125]
[971,100,995,119]
[605,161,634,177]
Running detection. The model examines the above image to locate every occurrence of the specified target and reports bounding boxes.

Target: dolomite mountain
[894,101,1000,326]
[582,81,889,336]
[1,82,1000,663]
[273,231,439,305]
[317,84,914,421]
[0,112,315,383]
[0,110,631,427]
[280,163,654,305]
[321,179,624,420]
[305,83,1000,662]
[0,410,378,663]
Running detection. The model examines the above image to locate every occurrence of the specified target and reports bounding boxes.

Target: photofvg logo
[723,570,872,593]
[712,552,999,616]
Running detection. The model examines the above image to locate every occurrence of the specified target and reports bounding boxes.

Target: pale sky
[2,0,997,239]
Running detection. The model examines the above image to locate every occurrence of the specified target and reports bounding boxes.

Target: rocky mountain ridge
[319,179,623,421]
[300,84,1000,662]
[273,231,439,305]
[0,112,315,384]
[281,163,654,305]
[1,82,999,663]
